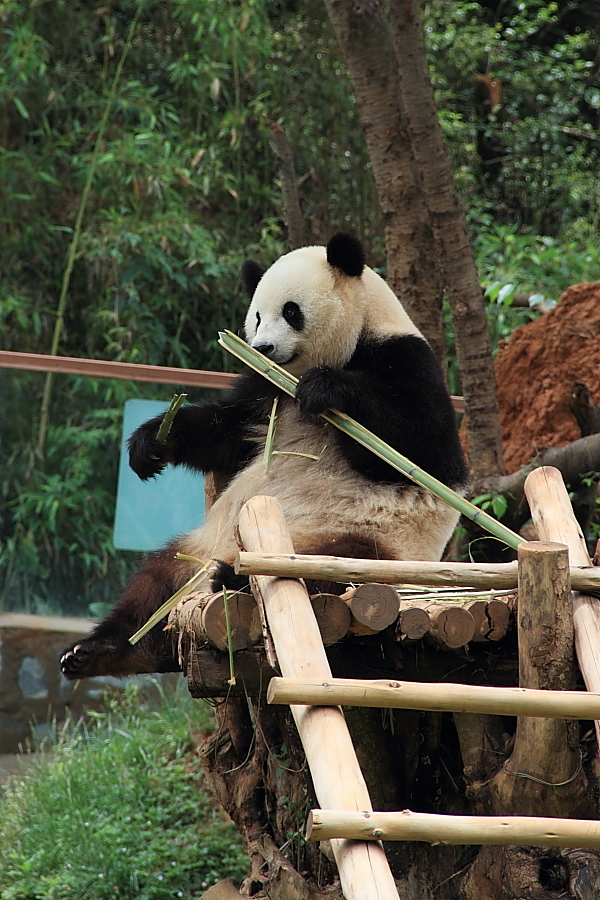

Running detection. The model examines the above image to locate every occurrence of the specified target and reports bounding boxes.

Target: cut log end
[310,593,352,645]
[344,583,399,632]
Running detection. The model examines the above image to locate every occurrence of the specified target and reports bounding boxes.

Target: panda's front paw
[296,366,347,416]
[128,421,173,480]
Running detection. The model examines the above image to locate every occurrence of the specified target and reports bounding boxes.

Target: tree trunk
[269,123,307,250]
[386,0,505,488]
[322,0,447,373]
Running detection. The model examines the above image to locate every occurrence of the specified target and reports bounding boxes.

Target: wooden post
[524,466,600,747]
[487,541,589,817]
[238,495,400,900]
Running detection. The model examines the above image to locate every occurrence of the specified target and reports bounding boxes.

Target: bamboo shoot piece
[235,551,600,593]
[267,676,600,719]
[306,808,600,848]
[238,495,399,900]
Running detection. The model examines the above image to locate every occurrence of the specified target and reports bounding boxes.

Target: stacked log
[170,582,514,654]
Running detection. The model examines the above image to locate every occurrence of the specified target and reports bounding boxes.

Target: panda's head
[241,233,420,377]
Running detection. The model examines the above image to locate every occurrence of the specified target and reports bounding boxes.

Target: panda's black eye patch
[256,311,261,327]
[282,301,304,332]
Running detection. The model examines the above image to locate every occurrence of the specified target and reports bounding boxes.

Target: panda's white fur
[60,234,467,679]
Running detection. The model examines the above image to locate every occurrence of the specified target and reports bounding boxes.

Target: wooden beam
[0,349,237,389]
[306,808,600,848]
[238,495,399,900]
[267,676,600,719]
[0,350,465,409]
[235,550,600,592]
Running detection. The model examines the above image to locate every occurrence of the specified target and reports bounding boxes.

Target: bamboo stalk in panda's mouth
[217,330,523,551]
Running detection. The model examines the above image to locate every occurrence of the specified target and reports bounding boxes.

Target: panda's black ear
[326,233,365,277]
[241,260,266,298]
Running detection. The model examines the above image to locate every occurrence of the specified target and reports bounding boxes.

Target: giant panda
[60,234,468,679]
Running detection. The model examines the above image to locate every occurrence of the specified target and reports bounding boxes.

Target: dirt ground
[494,280,600,473]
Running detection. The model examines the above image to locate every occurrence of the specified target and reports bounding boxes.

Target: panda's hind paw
[60,636,130,680]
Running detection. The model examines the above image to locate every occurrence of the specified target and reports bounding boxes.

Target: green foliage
[0,684,248,899]
[471,491,509,520]
[423,0,600,231]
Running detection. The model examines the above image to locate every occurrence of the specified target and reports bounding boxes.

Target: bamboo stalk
[266,676,600,719]
[218,331,523,549]
[156,393,187,444]
[238,495,399,900]
[235,551,600,593]
[306,809,600,848]
[129,563,210,645]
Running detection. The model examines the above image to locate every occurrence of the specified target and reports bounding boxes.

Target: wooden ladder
[238,469,600,899]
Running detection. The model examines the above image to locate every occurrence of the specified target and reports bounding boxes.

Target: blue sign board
[113,399,205,552]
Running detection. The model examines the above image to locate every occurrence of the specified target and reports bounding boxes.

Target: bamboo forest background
[2,0,600,615]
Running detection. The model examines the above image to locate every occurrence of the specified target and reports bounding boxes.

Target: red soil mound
[494,280,600,474]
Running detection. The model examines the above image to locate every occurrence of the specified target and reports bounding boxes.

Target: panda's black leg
[211,560,251,593]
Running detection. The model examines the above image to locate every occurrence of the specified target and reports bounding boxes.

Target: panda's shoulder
[348,333,441,379]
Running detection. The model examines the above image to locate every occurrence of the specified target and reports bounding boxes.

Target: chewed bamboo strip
[129,562,210,645]
[306,808,600,848]
[218,331,523,550]
[396,587,516,602]
[267,676,600,719]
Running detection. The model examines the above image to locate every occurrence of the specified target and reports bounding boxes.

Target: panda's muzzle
[253,343,299,368]
[253,343,275,357]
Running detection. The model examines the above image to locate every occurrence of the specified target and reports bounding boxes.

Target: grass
[0,683,248,900]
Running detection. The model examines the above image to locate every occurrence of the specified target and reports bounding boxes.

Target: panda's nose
[253,343,274,357]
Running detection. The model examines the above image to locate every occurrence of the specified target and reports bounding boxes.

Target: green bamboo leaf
[12,96,29,119]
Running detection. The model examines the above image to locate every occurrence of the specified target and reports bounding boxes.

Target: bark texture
[386,0,505,488]
[269,123,307,250]
[322,0,446,372]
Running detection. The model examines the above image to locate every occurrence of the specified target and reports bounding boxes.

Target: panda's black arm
[128,371,275,481]
[296,335,468,488]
